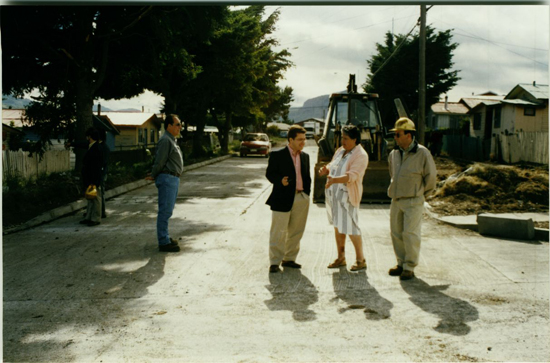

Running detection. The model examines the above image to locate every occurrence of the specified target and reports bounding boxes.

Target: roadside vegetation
[2,151,225,229]
[428,156,549,227]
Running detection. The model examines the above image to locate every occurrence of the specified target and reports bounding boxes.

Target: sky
[95,4,549,111]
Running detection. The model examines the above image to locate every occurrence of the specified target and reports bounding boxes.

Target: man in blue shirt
[146,115,184,252]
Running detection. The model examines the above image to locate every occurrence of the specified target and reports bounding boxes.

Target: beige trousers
[390,196,424,272]
[269,192,310,265]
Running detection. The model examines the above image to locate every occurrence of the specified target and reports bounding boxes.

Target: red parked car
[240,133,271,157]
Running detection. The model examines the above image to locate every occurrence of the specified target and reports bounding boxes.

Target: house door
[484,108,493,139]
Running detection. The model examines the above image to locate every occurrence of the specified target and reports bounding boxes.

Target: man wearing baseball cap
[387,117,437,280]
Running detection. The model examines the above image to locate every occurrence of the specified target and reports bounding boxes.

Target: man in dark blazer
[266,125,311,273]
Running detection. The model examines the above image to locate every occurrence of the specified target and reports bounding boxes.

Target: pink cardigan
[327,145,369,207]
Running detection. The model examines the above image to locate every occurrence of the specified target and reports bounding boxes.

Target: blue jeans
[155,173,180,246]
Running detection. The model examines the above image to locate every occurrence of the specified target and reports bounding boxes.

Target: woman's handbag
[85,184,98,200]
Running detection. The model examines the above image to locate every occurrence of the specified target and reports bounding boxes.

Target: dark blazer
[266,146,311,212]
[82,142,104,187]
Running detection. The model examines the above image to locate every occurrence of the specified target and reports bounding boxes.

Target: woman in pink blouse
[319,125,369,271]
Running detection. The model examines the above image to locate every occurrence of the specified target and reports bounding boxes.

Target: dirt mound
[427,157,549,216]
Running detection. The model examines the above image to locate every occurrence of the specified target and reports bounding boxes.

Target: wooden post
[418,5,426,145]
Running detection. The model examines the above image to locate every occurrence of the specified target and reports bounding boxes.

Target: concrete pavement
[2,144,549,362]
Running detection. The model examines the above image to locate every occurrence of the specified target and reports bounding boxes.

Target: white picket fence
[497,132,549,165]
[2,149,72,181]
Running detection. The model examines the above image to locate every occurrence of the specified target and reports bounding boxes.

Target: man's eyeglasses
[173,123,181,127]
[394,132,404,138]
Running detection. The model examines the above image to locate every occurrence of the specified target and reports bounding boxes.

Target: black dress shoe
[87,221,101,227]
[389,265,403,276]
[269,265,281,273]
[159,242,180,252]
[400,270,415,281]
[79,219,91,225]
[281,260,301,269]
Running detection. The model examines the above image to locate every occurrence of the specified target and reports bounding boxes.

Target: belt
[161,171,181,178]
[296,190,303,194]
[394,196,414,201]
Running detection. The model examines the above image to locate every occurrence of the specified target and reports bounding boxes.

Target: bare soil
[427,156,549,226]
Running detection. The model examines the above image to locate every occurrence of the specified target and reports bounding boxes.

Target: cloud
[95,5,549,110]
[270,5,549,106]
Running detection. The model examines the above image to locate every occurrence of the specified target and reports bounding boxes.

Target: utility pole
[418,5,426,145]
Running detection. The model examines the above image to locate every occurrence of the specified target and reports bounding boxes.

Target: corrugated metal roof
[460,95,505,109]
[469,100,504,112]
[99,111,157,126]
[506,83,549,100]
[431,102,469,114]
[501,99,541,106]
[2,109,26,127]
[267,122,291,131]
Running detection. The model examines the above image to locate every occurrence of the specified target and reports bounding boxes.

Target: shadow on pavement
[331,269,393,320]
[2,213,226,361]
[176,158,269,200]
[264,269,319,322]
[400,278,479,336]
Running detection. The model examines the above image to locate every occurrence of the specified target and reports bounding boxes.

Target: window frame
[524,107,536,116]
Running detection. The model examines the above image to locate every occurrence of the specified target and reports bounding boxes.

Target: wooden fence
[443,135,491,162]
[496,131,549,165]
[442,131,548,165]
[2,149,72,181]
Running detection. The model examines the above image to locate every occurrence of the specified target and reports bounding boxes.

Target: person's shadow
[331,268,393,320]
[401,278,479,336]
[264,269,318,322]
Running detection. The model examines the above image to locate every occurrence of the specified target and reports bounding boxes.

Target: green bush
[3,171,82,227]
[266,125,280,137]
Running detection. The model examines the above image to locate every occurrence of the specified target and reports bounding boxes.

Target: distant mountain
[2,95,31,109]
[117,108,141,112]
[285,94,331,123]
[93,104,113,112]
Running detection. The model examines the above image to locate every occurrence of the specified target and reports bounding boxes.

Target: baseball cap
[390,117,416,132]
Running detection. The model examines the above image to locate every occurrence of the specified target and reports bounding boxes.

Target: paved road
[3,143,549,362]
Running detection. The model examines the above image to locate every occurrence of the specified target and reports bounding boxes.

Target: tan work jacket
[387,142,437,200]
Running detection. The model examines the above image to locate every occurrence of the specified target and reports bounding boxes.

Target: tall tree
[180,6,292,156]
[364,26,460,129]
[213,6,292,153]
[128,6,226,117]
[2,6,153,169]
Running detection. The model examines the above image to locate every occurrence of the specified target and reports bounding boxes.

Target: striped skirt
[326,185,361,236]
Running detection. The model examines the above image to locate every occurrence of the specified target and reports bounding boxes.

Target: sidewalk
[2,154,233,236]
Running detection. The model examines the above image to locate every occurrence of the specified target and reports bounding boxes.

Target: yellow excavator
[313,74,397,203]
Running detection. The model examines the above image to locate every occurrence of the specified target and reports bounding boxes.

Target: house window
[524,107,536,116]
[150,129,155,143]
[138,129,144,143]
[494,107,502,128]
[473,113,482,130]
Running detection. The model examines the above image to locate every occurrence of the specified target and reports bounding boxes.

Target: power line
[429,17,548,67]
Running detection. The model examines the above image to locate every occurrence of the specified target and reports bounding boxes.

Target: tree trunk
[74,75,94,174]
[163,94,178,117]
[219,111,232,154]
[192,112,207,157]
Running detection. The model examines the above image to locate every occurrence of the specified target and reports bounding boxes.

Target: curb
[424,202,549,242]
[3,154,234,235]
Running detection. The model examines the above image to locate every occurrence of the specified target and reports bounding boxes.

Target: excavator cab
[313,74,393,203]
